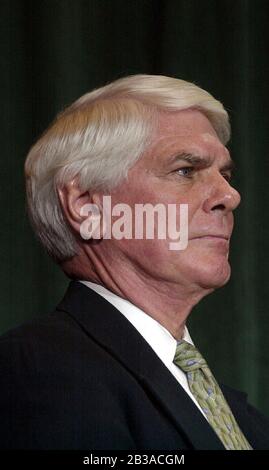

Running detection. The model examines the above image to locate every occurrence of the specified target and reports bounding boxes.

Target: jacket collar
[57,281,232,449]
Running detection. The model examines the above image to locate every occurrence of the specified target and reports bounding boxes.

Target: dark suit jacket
[1,281,269,449]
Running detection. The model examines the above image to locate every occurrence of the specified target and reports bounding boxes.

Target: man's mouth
[190,234,230,241]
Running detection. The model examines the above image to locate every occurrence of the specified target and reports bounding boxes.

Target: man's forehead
[151,131,227,152]
[140,131,231,169]
[133,109,231,171]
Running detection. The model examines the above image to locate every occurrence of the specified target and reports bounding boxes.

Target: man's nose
[202,176,241,214]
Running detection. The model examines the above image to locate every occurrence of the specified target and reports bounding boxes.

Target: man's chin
[197,262,231,290]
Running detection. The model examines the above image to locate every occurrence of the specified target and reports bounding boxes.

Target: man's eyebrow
[168,153,235,171]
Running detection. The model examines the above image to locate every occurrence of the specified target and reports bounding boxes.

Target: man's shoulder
[0,281,99,354]
[0,309,79,352]
[0,298,136,411]
[0,310,78,374]
[0,288,136,387]
[0,305,114,377]
[0,306,140,450]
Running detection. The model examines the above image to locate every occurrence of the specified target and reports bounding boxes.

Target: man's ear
[57,179,104,239]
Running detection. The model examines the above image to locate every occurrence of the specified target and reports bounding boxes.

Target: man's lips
[190,235,230,241]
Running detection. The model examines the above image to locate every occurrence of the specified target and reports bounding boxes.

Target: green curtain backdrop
[1,0,269,417]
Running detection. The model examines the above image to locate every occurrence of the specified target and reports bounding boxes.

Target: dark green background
[1,0,269,416]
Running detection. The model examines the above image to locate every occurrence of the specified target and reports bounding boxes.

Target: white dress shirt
[80,280,207,418]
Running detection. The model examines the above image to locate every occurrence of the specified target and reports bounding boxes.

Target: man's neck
[62,247,209,340]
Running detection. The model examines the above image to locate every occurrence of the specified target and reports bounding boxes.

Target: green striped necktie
[173,340,252,450]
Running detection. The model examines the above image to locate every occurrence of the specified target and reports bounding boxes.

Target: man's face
[108,109,241,292]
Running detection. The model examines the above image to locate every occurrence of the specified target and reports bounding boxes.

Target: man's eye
[177,167,194,177]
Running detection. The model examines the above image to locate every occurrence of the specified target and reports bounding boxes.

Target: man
[1,75,268,450]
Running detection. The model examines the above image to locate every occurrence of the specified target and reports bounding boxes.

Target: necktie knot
[173,340,209,373]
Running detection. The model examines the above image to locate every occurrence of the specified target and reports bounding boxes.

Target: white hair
[25,74,230,262]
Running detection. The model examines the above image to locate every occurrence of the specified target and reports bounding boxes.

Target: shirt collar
[80,280,194,367]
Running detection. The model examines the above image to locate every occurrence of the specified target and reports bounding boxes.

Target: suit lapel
[57,281,225,449]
